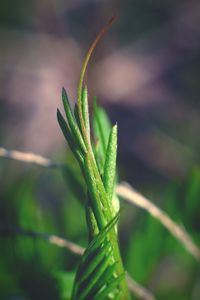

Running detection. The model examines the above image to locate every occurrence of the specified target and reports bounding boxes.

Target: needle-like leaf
[82,86,90,140]
[84,153,107,230]
[62,88,87,154]
[93,97,112,174]
[57,109,84,165]
[93,273,124,300]
[103,124,117,202]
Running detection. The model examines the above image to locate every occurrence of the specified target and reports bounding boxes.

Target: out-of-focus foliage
[1,157,200,299]
[0,157,87,299]
[124,167,200,300]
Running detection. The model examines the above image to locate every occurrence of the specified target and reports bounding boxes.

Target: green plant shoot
[57,17,130,300]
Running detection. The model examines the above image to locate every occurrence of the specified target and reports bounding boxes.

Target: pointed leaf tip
[57,108,61,118]
[62,87,66,96]
[62,87,69,104]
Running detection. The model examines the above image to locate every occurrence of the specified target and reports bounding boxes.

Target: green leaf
[78,240,111,284]
[62,88,86,154]
[82,86,90,140]
[103,125,117,203]
[89,261,118,296]
[74,103,82,132]
[84,153,107,230]
[57,109,84,165]
[93,273,124,300]
[84,213,119,256]
[71,214,121,300]
[93,98,112,173]
[77,250,113,300]
[85,205,99,241]
[85,152,114,227]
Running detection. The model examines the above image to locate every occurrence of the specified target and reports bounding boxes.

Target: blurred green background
[0,0,200,299]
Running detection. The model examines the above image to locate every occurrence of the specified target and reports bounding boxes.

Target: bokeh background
[0,1,200,299]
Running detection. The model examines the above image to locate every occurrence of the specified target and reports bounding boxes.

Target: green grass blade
[84,153,107,230]
[87,262,118,297]
[82,86,90,140]
[93,98,111,150]
[85,205,99,241]
[84,213,119,257]
[57,109,84,165]
[78,241,111,284]
[78,251,113,300]
[103,125,117,202]
[62,88,87,154]
[93,273,124,300]
[74,103,82,131]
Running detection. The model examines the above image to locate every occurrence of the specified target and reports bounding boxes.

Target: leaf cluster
[71,214,124,300]
[57,84,129,299]
[57,17,130,299]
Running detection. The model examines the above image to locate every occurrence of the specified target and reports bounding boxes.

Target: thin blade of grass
[93,273,124,300]
[82,86,90,140]
[62,88,86,154]
[103,125,117,202]
[57,109,84,165]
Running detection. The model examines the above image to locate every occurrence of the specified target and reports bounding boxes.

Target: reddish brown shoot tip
[108,15,117,26]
